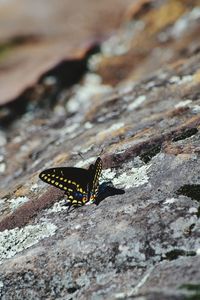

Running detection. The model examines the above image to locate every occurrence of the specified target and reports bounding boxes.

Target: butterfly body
[39,157,102,210]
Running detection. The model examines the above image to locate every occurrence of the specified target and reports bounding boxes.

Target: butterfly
[39,157,103,211]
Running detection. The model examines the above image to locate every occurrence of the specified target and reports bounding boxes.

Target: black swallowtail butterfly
[39,157,102,210]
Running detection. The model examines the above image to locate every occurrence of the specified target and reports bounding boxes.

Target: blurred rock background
[0,0,200,299]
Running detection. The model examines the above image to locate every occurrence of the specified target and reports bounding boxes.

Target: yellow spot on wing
[59,184,63,188]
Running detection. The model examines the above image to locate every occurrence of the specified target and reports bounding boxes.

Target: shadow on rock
[94,181,125,206]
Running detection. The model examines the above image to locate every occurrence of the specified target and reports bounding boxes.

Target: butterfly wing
[39,167,90,206]
[39,157,103,207]
[88,157,103,202]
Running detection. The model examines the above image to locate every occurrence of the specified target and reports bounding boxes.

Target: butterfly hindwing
[64,188,88,208]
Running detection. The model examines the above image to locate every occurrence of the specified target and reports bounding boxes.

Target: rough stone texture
[0,0,200,299]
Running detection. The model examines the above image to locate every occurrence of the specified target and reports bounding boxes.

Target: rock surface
[0,0,200,299]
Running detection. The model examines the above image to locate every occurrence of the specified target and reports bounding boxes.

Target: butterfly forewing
[39,167,89,194]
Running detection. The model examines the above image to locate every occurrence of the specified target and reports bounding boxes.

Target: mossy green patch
[0,43,13,61]
[140,144,161,163]
[0,36,31,62]
[180,283,200,300]
[163,249,196,261]
[172,128,198,142]
[176,185,200,202]
[197,207,200,218]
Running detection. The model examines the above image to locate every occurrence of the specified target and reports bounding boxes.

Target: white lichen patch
[74,157,96,168]
[0,157,5,173]
[80,145,93,154]
[53,105,66,117]
[163,197,177,205]
[66,73,112,114]
[100,21,144,58]
[74,144,93,155]
[174,100,200,114]
[0,163,6,173]
[113,164,151,189]
[196,248,200,255]
[118,84,135,96]
[9,196,29,212]
[189,207,198,214]
[0,222,57,264]
[84,122,93,129]
[115,149,126,155]
[111,123,125,131]
[88,53,103,71]
[46,199,69,214]
[99,123,124,136]
[175,100,192,108]
[101,34,130,57]
[74,224,81,230]
[12,136,22,144]
[104,122,124,132]
[169,75,193,85]
[145,80,156,90]
[59,123,79,137]
[30,183,39,192]
[101,169,116,182]
[191,105,200,114]
[171,7,200,38]
[127,95,146,111]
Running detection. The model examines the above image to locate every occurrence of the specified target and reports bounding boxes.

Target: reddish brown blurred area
[0,0,133,105]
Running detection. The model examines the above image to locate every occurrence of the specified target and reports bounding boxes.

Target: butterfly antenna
[78,152,85,160]
[98,148,104,157]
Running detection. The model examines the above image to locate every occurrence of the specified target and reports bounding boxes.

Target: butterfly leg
[66,201,84,214]
[67,205,76,214]
[62,198,73,213]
